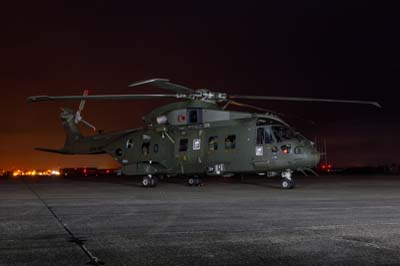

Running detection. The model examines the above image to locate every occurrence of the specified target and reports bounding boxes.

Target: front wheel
[281,178,295,189]
[142,175,158,187]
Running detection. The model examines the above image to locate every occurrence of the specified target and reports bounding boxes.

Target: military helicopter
[27,79,380,189]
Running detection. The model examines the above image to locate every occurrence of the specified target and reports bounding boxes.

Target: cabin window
[208,136,218,151]
[141,142,150,155]
[153,144,159,153]
[179,138,188,152]
[126,138,133,149]
[225,135,236,149]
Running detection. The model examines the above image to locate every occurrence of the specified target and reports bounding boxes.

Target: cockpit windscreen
[271,126,295,142]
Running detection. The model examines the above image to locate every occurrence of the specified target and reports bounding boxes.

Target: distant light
[51,170,60,176]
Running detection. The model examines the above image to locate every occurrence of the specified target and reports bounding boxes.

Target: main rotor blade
[27,94,181,103]
[128,78,194,93]
[78,89,89,112]
[226,100,315,124]
[223,100,281,114]
[228,95,381,108]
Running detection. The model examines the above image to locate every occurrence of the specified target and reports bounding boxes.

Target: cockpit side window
[265,128,273,144]
[272,126,294,142]
[257,127,274,144]
[256,128,264,144]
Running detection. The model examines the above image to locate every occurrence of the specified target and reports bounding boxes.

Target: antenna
[324,138,328,167]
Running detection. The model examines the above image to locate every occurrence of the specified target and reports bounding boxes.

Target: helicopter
[27,78,380,189]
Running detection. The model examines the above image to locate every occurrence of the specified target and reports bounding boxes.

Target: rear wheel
[188,177,195,186]
[290,178,296,188]
[188,177,202,186]
[150,177,158,187]
[281,179,290,189]
[142,176,151,187]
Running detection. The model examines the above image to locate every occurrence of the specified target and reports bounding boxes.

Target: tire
[282,179,295,189]
[281,179,290,189]
[188,178,195,186]
[142,177,151,187]
[150,177,158,187]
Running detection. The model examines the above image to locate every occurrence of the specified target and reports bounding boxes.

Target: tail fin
[60,108,83,147]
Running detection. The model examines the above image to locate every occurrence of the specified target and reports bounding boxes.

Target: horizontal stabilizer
[35,147,71,154]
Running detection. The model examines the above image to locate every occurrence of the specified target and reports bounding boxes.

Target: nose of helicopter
[308,148,321,167]
[306,147,321,167]
[296,144,320,168]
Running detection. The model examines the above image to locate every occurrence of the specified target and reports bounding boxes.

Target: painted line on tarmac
[21,177,105,266]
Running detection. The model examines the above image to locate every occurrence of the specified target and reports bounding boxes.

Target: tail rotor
[74,90,96,132]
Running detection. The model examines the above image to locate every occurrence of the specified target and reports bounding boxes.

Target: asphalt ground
[1,174,400,266]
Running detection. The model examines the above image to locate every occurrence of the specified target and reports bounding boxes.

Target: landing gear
[142,175,158,188]
[281,170,295,189]
[187,177,202,186]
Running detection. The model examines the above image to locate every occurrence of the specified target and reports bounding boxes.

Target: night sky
[1,1,399,170]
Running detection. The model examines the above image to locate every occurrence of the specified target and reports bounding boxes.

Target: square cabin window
[141,142,150,155]
[208,136,218,151]
[179,139,188,152]
[225,135,236,149]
